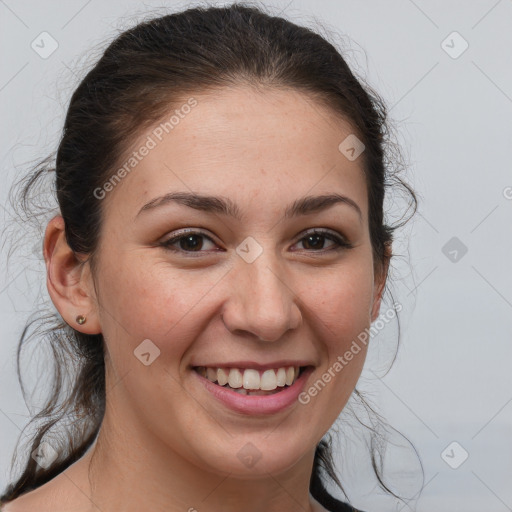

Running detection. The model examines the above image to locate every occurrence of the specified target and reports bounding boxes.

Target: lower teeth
[223,384,286,396]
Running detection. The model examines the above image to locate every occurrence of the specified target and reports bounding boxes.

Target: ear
[44,215,101,334]
[370,243,391,322]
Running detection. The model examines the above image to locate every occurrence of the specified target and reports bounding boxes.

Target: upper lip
[191,361,315,370]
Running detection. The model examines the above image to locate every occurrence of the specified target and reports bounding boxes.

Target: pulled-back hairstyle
[1,2,418,510]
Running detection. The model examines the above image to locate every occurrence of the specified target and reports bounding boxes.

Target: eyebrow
[136,191,362,222]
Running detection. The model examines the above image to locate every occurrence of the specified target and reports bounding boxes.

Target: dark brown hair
[1,2,418,510]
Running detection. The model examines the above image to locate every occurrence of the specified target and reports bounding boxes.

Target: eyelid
[160,228,219,251]
[295,227,347,242]
[163,227,212,240]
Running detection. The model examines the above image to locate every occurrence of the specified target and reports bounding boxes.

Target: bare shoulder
[2,492,90,512]
[1,472,93,512]
[1,492,39,511]
[1,488,57,512]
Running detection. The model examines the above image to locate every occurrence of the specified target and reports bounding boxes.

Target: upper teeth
[195,366,300,391]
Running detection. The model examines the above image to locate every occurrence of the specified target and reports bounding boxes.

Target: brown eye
[161,230,218,253]
[292,229,352,252]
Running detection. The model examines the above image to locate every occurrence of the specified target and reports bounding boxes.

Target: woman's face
[88,85,387,477]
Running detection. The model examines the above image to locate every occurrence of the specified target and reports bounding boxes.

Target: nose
[221,256,302,342]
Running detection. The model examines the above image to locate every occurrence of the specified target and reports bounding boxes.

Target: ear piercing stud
[76,315,87,325]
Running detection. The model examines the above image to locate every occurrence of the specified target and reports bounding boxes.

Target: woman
[0,3,417,511]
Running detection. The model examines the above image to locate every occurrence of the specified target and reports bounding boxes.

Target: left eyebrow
[136,191,362,222]
[284,193,362,222]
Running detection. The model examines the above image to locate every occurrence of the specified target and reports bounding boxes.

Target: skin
[5,85,389,512]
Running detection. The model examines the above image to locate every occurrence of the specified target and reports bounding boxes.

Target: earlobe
[44,215,101,334]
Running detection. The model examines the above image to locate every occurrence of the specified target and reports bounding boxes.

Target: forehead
[102,85,369,222]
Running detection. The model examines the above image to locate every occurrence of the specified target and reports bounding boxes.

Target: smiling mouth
[192,365,309,396]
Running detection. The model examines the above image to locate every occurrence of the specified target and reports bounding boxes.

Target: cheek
[294,267,373,423]
[302,262,375,339]
[95,251,223,363]
[299,262,374,389]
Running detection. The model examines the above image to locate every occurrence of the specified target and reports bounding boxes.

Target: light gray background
[1,1,511,511]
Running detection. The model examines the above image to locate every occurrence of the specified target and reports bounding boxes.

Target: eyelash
[159,228,353,256]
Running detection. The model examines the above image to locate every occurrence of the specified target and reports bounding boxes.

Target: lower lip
[192,367,314,415]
